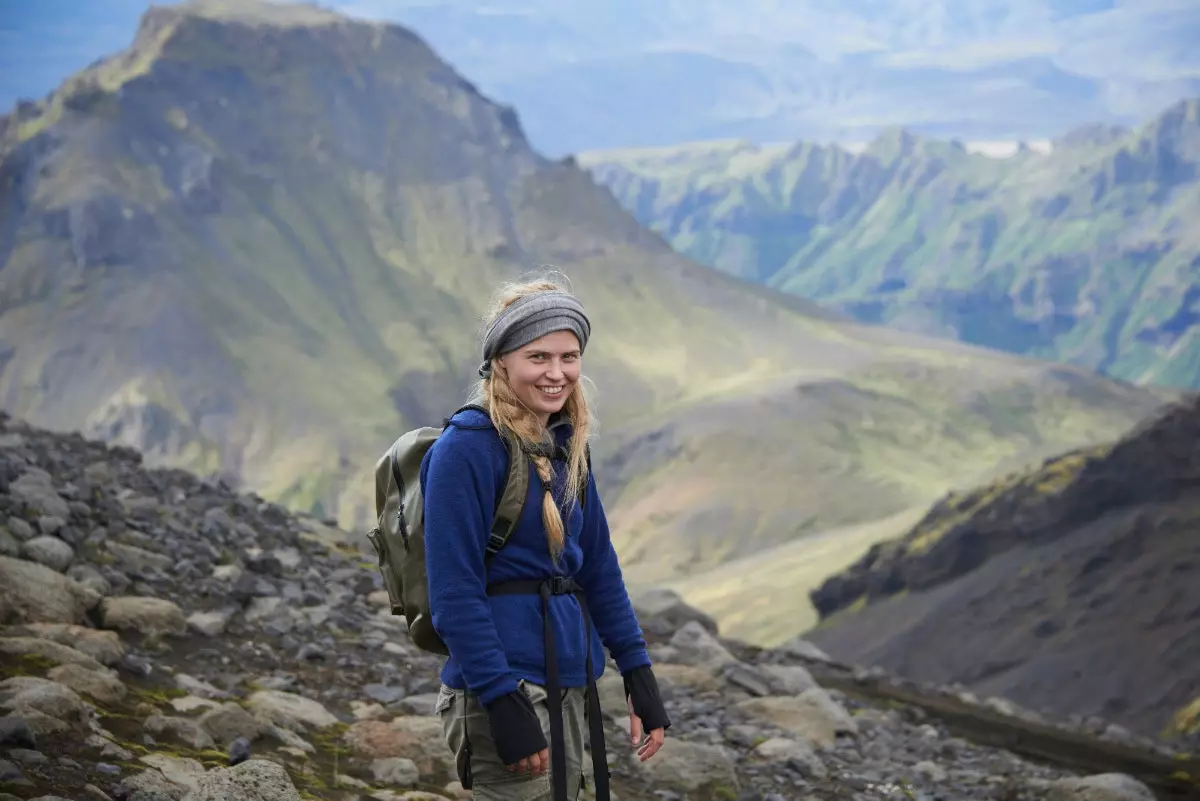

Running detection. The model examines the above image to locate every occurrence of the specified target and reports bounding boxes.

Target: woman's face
[497,330,582,424]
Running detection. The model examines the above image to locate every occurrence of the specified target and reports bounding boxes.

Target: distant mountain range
[5,1,1200,156]
[0,0,1173,642]
[366,0,1200,154]
[579,96,1200,389]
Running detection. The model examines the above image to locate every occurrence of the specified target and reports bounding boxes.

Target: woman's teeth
[538,386,563,395]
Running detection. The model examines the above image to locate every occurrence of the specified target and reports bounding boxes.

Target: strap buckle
[545,576,569,595]
[485,531,507,554]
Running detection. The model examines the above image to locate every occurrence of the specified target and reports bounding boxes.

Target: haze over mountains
[580,96,1200,391]
[379,0,1200,154]
[6,1,1200,156]
[0,0,1177,645]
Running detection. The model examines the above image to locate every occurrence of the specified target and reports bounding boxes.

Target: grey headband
[479,290,591,378]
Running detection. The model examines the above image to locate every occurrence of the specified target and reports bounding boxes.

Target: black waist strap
[487,577,610,801]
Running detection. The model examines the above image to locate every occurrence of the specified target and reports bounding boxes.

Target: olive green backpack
[365,404,534,655]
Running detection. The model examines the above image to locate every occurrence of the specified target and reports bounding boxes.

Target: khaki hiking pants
[436,680,591,801]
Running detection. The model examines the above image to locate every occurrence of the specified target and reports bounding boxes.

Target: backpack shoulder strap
[486,432,528,561]
[443,403,490,428]
[441,403,529,563]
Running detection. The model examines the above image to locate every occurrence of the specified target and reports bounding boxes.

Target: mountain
[337,0,1200,155]
[805,391,1200,742]
[2,411,1190,800]
[0,0,1176,637]
[578,96,1200,390]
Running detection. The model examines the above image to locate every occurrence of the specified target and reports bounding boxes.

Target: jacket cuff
[622,665,671,732]
[484,691,548,765]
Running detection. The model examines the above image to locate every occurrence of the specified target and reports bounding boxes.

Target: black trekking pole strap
[487,577,611,801]
[539,582,570,801]
[578,594,610,801]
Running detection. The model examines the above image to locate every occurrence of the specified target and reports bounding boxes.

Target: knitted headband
[478,290,591,378]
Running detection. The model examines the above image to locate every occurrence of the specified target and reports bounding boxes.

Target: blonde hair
[474,275,593,560]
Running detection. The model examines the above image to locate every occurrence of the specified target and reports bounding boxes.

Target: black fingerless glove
[485,691,548,765]
[623,665,671,732]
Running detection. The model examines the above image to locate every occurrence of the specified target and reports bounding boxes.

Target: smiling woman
[497,331,583,423]
[418,275,671,801]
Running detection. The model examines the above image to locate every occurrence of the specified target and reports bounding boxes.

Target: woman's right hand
[485,690,550,775]
[506,746,550,776]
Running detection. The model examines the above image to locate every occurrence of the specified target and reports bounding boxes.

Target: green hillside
[0,0,1174,634]
[578,99,1200,390]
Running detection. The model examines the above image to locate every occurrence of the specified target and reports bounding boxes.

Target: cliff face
[808,392,1200,738]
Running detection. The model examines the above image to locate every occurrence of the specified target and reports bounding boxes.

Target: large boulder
[0,556,100,625]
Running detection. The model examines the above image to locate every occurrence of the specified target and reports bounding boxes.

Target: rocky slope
[807,392,1200,743]
[579,96,1200,389]
[0,0,1175,640]
[0,411,1187,801]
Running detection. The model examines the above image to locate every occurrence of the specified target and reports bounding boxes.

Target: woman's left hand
[628,695,666,761]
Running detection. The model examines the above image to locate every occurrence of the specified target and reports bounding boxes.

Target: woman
[420,277,670,801]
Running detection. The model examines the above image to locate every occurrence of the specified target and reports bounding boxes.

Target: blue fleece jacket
[419,407,651,707]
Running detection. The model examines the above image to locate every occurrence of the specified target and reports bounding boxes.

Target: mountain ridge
[0,0,1177,644]
[805,390,1200,741]
[578,95,1200,390]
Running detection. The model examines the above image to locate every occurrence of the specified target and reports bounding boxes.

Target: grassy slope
[800,393,1200,737]
[577,100,1200,389]
[0,2,1175,635]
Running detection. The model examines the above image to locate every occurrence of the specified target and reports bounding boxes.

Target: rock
[758,663,818,695]
[735,688,858,749]
[144,715,216,750]
[388,716,449,773]
[46,664,128,705]
[629,739,739,793]
[118,765,191,800]
[197,702,265,745]
[1047,773,1156,801]
[245,689,340,731]
[106,541,174,573]
[371,756,420,787]
[632,588,719,636]
[345,718,444,772]
[228,736,252,765]
[0,677,91,732]
[0,556,100,624]
[722,662,775,696]
[10,469,71,519]
[596,671,628,719]
[180,758,302,801]
[748,736,826,778]
[667,620,739,669]
[138,754,206,793]
[775,636,833,663]
[20,535,75,572]
[186,609,233,636]
[66,564,112,596]
[0,715,36,749]
[7,517,36,541]
[174,674,228,699]
[912,759,947,782]
[13,623,125,665]
[0,759,25,785]
[0,636,110,673]
[101,596,188,636]
[655,663,723,696]
[0,529,19,557]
